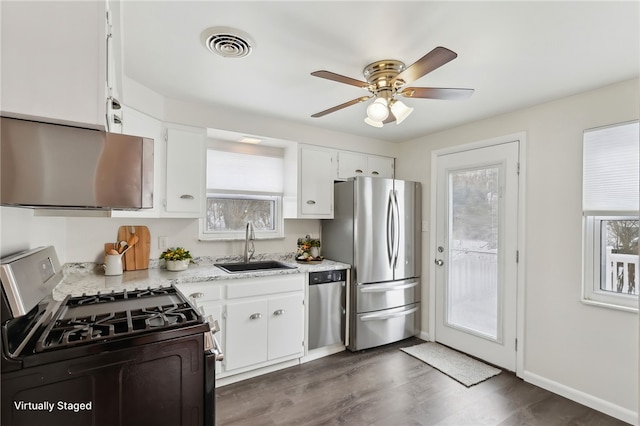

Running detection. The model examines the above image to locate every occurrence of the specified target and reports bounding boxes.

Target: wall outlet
[158,236,169,251]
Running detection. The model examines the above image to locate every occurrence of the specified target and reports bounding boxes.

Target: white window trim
[582,215,638,313]
[199,191,284,241]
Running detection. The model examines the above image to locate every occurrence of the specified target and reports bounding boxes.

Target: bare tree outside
[206,197,275,232]
[451,167,499,250]
[605,219,639,294]
[606,220,639,254]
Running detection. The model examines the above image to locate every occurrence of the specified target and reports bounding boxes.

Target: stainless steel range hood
[1,117,153,210]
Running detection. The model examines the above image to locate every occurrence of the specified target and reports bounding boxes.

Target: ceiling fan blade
[311,96,372,118]
[392,47,458,85]
[311,70,369,88]
[400,87,474,100]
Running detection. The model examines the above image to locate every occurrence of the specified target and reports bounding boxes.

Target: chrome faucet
[244,222,255,263]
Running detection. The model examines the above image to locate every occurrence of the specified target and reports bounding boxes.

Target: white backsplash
[1,206,321,265]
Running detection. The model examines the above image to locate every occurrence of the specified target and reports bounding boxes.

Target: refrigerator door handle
[360,306,419,321]
[359,279,419,293]
[392,190,401,269]
[386,190,394,267]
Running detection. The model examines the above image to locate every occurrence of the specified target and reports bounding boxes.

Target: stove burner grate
[35,287,202,352]
[67,287,175,306]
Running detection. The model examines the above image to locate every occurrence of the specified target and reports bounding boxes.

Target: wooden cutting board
[117,226,151,271]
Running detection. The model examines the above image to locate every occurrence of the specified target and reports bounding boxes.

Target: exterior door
[434,141,519,371]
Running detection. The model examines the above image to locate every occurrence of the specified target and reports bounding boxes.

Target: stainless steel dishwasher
[308,270,346,350]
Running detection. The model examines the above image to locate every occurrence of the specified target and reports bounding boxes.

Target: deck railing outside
[449,246,639,298]
[605,247,638,295]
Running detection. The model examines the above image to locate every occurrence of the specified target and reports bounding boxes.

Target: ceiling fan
[310,46,474,127]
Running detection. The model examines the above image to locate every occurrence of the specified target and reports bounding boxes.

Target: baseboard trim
[417,330,430,341]
[522,370,637,425]
[301,344,346,363]
[217,359,300,387]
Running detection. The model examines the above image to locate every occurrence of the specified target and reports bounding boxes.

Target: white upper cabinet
[287,145,335,219]
[366,155,395,178]
[163,124,206,217]
[1,0,121,131]
[337,151,395,179]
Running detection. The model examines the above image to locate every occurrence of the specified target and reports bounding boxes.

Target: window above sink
[200,141,285,241]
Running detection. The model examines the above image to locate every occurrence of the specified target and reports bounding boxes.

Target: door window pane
[447,167,499,340]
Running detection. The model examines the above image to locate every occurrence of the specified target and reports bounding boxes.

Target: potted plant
[160,247,193,271]
[296,235,322,261]
[309,238,321,258]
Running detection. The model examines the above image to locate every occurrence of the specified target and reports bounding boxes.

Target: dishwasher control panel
[309,269,346,284]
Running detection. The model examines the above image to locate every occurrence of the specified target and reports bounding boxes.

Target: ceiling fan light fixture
[364,117,384,128]
[390,100,414,124]
[366,97,389,121]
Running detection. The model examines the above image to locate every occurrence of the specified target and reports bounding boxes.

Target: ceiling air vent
[201,26,254,58]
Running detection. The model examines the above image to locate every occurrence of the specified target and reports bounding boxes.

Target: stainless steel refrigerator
[322,177,421,351]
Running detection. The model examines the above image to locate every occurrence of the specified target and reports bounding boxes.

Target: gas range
[1,246,219,426]
[38,287,203,352]
[13,286,210,371]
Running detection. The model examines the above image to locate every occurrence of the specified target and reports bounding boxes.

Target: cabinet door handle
[110,96,121,110]
[249,313,262,320]
[371,171,379,175]
[273,309,285,316]
[355,169,363,174]
[180,194,195,200]
[306,200,316,205]
[189,292,204,299]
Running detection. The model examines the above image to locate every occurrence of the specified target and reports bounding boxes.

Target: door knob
[434,259,444,266]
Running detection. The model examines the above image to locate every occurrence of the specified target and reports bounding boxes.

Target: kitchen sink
[214,260,297,274]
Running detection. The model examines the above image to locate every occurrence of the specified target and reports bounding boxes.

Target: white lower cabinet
[175,275,305,378]
[267,294,304,360]
[224,276,304,373]
[225,293,304,371]
[225,299,269,371]
[173,282,224,373]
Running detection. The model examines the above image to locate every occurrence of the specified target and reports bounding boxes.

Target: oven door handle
[205,317,224,361]
[208,333,224,361]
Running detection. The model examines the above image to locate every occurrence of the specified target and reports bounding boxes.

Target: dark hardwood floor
[216,338,628,426]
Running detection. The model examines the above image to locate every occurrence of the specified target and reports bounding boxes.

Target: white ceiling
[121,1,639,143]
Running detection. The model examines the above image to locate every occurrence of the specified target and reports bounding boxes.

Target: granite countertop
[53,253,351,301]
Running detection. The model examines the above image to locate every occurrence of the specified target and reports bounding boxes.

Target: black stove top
[2,285,209,370]
[66,287,180,305]
[37,287,203,352]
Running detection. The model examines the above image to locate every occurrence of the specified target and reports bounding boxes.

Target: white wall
[0,207,67,259]
[395,78,639,423]
[1,210,320,264]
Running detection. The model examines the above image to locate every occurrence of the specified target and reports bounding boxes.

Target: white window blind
[206,149,284,193]
[583,121,639,215]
